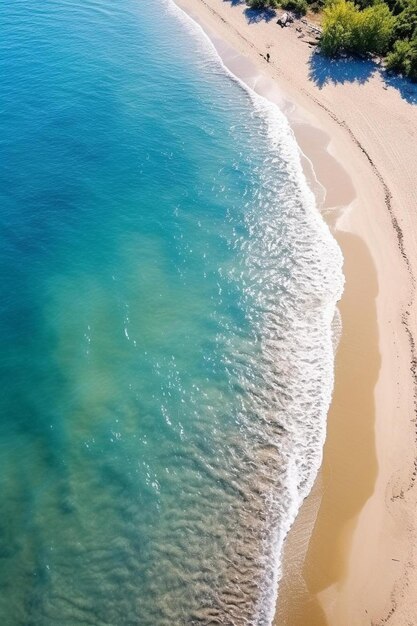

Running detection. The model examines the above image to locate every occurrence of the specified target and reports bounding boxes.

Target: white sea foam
[162,2,344,623]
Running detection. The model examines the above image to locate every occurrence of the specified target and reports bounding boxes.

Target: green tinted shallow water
[0,0,343,623]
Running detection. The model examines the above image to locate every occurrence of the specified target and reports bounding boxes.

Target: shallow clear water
[0,1,343,624]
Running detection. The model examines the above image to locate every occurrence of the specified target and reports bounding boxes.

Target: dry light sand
[173,1,417,624]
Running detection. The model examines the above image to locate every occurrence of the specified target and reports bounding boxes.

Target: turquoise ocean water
[0,1,343,624]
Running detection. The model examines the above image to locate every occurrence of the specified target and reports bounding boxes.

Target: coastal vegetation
[320,1,395,55]
[247,0,417,79]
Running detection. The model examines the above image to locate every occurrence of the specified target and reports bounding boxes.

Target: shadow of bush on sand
[308,52,377,87]
[382,70,417,105]
[308,50,417,104]
[244,7,277,23]
[222,0,245,7]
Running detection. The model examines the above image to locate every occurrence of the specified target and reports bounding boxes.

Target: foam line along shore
[169,1,345,621]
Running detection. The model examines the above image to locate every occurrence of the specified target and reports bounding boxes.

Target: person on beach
[266,52,270,62]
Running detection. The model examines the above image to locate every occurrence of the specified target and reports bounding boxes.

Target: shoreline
[172,1,417,624]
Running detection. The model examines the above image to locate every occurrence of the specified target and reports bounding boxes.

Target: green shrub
[321,1,359,54]
[281,0,308,14]
[309,2,323,13]
[386,37,411,68]
[321,0,395,55]
[386,36,417,78]
[246,0,279,8]
[355,3,396,53]
[393,0,417,40]
[354,0,379,9]
[407,38,417,79]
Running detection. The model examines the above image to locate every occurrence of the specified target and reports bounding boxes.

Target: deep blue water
[0,1,343,624]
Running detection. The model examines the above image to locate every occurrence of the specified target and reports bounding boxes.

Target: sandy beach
[173,1,417,624]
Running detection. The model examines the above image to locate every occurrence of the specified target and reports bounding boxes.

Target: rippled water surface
[0,1,343,624]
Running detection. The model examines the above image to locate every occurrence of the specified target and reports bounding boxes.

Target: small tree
[321,0,395,56]
[355,3,396,54]
[321,1,358,55]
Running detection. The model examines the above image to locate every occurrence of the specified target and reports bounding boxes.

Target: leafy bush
[309,2,323,13]
[354,3,396,53]
[321,0,395,55]
[387,0,414,16]
[246,0,279,8]
[393,0,417,40]
[386,37,412,68]
[321,1,359,54]
[354,0,379,9]
[281,0,308,14]
[386,36,417,78]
